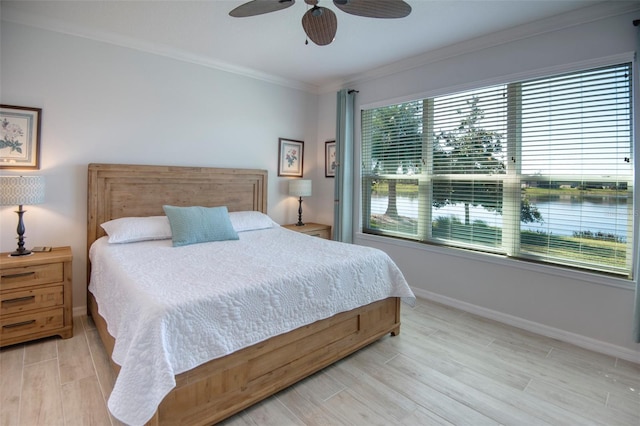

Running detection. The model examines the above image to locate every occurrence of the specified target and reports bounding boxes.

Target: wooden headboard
[87,163,268,254]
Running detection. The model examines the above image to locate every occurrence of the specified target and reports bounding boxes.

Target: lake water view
[370,195,630,238]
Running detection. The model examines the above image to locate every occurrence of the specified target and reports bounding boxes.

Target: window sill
[355,232,636,291]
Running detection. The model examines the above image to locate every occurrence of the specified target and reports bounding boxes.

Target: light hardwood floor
[1,298,638,426]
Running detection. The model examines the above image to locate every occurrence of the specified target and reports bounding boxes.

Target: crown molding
[320,1,640,93]
[0,6,321,94]
[3,2,637,96]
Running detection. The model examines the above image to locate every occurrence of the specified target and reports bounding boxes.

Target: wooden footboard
[89,293,401,425]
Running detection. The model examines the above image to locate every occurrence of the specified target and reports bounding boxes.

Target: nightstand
[283,223,332,240]
[0,246,73,347]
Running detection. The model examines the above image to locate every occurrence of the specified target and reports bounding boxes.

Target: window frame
[355,54,637,282]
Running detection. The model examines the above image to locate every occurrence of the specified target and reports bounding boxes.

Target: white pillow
[100,216,172,244]
[228,211,278,232]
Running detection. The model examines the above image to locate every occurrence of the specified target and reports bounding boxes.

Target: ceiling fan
[229,0,412,46]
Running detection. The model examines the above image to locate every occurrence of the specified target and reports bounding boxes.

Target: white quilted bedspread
[89,227,415,425]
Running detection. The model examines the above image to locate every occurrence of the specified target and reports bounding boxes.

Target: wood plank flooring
[1,298,638,425]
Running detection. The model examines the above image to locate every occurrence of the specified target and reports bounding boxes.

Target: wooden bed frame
[86,163,401,425]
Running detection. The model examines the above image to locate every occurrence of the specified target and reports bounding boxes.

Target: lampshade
[0,176,45,206]
[289,179,312,197]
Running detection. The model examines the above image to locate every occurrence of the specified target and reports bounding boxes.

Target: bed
[86,163,415,425]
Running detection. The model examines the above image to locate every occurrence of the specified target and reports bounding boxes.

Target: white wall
[318,10,640,360]
[0,21,320,312]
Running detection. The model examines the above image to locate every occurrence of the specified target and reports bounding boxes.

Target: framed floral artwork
[325,140,336,178]
[0,105,42,169]
[278,138,304,177]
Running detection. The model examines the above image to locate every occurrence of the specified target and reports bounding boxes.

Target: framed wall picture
[278,138,304,177]
[0,105,42,169]
[325,140,336,178]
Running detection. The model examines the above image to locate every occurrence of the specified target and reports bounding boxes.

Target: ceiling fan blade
[333,0,411,19]
[229,0,295,18]
[302,6,337,46]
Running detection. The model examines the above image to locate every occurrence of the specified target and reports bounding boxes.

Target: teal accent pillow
[163,205,239,247]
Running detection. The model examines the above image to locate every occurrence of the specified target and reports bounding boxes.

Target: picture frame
[278,138,304,177]
[0,105,42,169]
[325,140,336,178]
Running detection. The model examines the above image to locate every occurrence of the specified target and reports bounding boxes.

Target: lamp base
[296,197,305,227]
[11,206,31,257]
[10,249,33,257]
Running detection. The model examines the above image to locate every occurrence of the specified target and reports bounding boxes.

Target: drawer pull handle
[2,296,36,304]
[3,319,36,329]
[1,272,36,279]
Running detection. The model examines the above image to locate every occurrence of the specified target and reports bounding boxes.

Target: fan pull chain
[305,2,310,45]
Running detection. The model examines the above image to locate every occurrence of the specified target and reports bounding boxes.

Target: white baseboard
[410,287,640,364]
[73,306,87,318]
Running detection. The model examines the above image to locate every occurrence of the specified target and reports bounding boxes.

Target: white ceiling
[1,1,637,92]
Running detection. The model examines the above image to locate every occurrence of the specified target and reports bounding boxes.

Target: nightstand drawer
[305,229,331,239]
[0,263,64,291]
[0,308,65,341]
[283,223,332,240]
[1,285,64,315]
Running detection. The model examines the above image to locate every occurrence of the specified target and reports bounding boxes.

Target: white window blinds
[518,64,633,274]
[361,62,634,277]
[362,101,424,237]
[431,86,508,251]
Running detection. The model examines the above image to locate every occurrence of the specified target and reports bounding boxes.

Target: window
[361,63,634,277]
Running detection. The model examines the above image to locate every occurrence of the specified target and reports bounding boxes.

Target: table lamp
[0,175,45,256]
[289,179,312,226]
